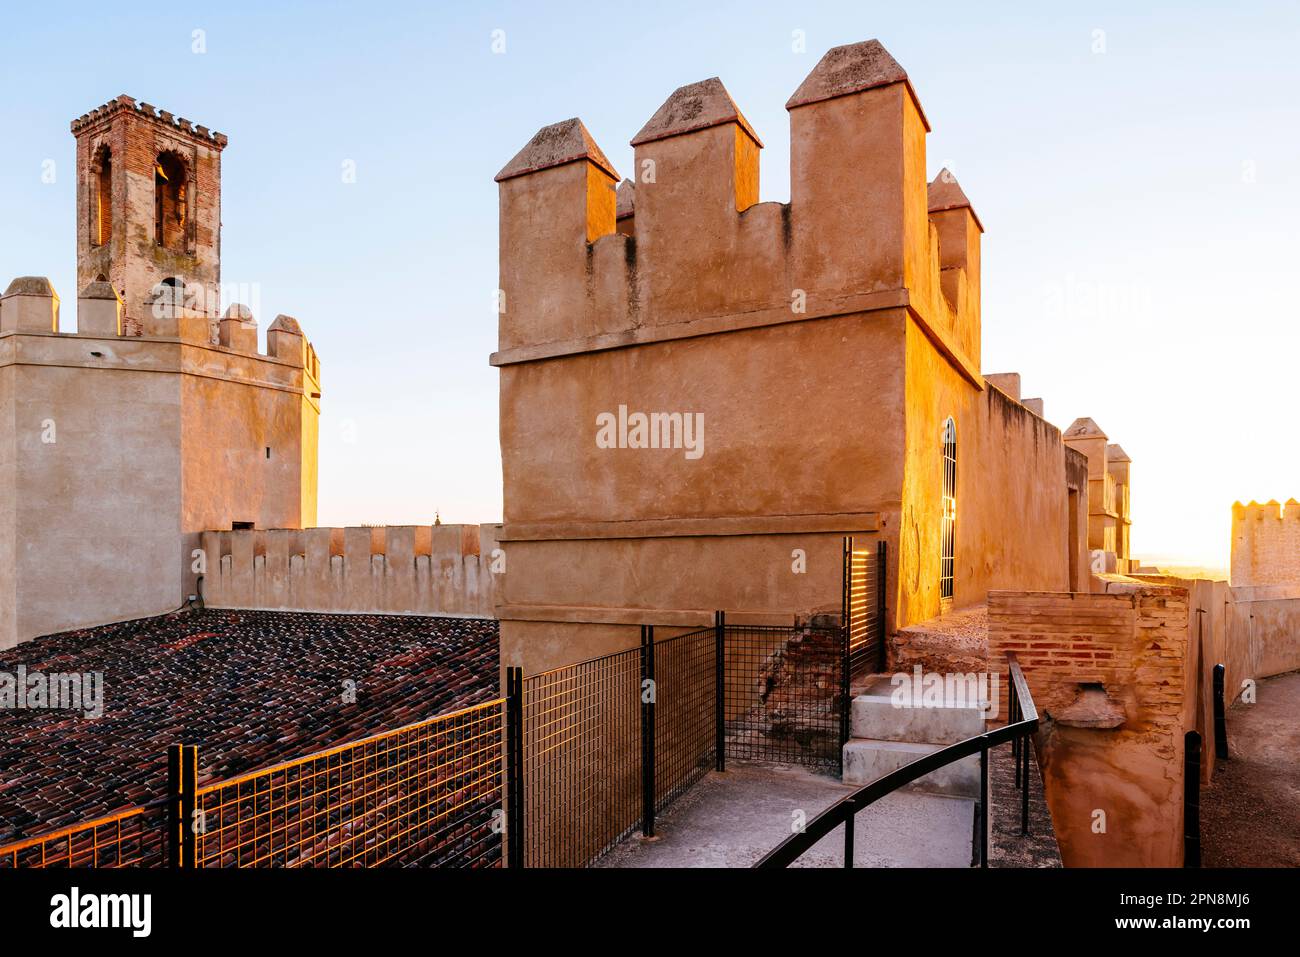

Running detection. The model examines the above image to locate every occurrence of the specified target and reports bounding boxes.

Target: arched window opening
[92,146,112,247]
[155,276,185,308]
[154,152,188,250]
[941,416,957,602]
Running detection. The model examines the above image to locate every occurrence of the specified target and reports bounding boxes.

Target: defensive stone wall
[1230,499,1300,586]
[200,524,501,619]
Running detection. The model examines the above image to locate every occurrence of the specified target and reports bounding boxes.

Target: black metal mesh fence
[723,623,846,771]
[515,624,728,867]
[6,608,866,869]
[521,648,642,868]
[652,627,718,812]
[0,702,505,870]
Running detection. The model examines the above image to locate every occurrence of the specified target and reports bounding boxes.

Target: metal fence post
[1021,730,1031,837]
[842,535,852,645]
[505,666,525,868]
[839,608,851,775]
[1011,679,1021,784]
[1184,730,1202,867]
[1212,664,1229,760]
[641,624,656,839]
[876,539,888,672]
[167,743,197,868]
[978,736,989,869]
[714,610,725,772]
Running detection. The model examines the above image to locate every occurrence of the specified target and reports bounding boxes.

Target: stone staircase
[842,674,985,798]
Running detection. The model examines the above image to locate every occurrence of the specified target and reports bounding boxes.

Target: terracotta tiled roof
[0,609,498,841]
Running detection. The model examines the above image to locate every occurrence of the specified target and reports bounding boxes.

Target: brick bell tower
[72,95,227,336]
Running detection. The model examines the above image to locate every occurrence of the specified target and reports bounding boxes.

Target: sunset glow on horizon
[2,1,1295,572]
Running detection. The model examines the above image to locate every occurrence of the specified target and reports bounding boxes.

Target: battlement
[1231,499,1300,586]
[492,39,982,378]
[200,525,500,618]
[71,94,228,148]
[1233,499,1300,522]
[0,276,319,377]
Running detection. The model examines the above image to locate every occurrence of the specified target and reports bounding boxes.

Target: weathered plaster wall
[500,313,907,523]
[898,347,1071,631]
[201,524,499,618]
[0,294,320,648]
[493,43,1016,674]
[180,345,319,531]
[0,364,15,647]
[988,588,1189,868]
[1230,500,1300,586]
[1065,448,1090,592]
[496,312,906,666]
[1183,578,1227,784]
[1237,586,1300,678]
[1131,574,1300,784]
[2,341,183,648]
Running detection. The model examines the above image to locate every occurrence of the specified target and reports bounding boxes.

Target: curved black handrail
[754,652,1038,868]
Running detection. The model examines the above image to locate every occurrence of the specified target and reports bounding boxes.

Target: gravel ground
[1200,670,1300,867]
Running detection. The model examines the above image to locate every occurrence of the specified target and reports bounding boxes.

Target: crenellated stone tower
[1062,419,1136,573]
[0,97,321,649]
[1231,499,1300,586]
[493,40,1094,673]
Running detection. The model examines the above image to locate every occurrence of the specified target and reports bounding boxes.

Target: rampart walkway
[1201,670,1300,866]
[599,761,974,868]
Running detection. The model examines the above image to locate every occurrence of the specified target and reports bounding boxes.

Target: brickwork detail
[72,95,227,338]
[987,587,1189,867]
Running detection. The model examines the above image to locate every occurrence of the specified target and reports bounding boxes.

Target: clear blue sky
[2,1,1296,568]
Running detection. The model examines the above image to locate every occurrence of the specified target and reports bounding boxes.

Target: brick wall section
[988,590,1186,723]
[73,97,225,336]
[988,587,1189,867]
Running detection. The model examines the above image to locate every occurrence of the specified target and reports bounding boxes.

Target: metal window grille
[843,537,886,678]
[941,416,957,601]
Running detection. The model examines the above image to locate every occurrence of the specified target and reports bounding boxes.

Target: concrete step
[849,674,987,745]
[842,738,980,798]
